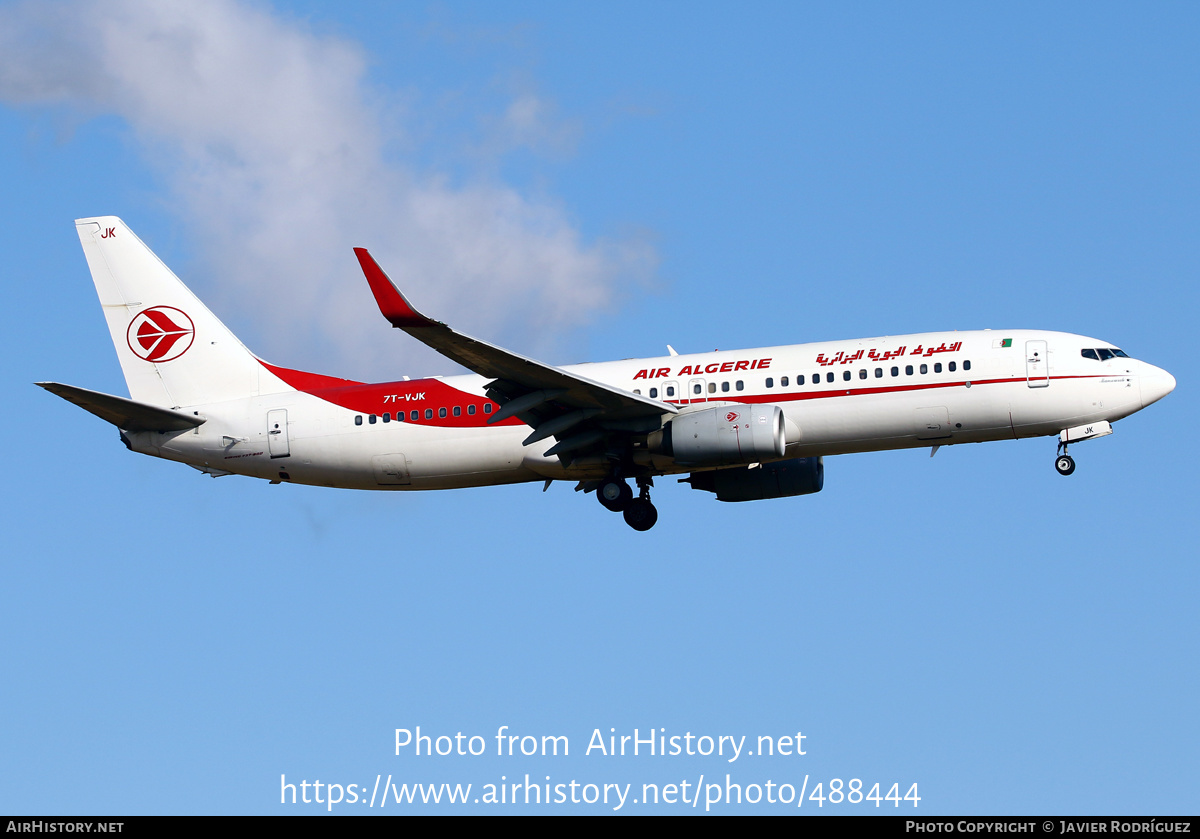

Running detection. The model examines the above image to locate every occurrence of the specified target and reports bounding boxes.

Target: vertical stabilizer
[75,217,288,407]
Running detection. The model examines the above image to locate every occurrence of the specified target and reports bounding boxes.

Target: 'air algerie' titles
[631,359,773,380]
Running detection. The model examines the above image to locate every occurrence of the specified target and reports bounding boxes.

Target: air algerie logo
[726,411,740,423]
[127,306,195,362]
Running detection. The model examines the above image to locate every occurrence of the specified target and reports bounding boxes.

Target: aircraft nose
[1140,363,1176,409]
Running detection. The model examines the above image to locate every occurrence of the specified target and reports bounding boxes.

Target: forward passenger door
[1026,340,1049,388]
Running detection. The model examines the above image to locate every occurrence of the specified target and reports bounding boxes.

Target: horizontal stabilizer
[37,382,206,432]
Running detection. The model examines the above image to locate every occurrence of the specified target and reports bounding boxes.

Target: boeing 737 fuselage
[40,217,1176,531]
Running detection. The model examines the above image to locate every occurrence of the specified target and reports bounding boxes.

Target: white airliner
[41,217,1176,531]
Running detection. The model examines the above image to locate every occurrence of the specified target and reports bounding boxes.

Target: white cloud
[496,92,583,157]
[0,0,653,378]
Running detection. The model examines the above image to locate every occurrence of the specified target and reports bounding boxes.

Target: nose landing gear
[1053,421,1114,475]
[1055,441,1076,476]
[595,475,658,530]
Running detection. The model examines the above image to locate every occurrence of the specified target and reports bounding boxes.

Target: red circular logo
[126,306,195,363]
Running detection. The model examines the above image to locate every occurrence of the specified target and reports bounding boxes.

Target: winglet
[353,247,430,328]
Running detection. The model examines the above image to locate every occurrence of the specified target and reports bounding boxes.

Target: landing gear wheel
[597,479,632,512]
[623,498,658,531]
[1055,454,1076,476]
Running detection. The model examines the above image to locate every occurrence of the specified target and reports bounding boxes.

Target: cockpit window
[1082,347,1129,361]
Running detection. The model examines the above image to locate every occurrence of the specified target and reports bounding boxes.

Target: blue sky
[1,1,1196,815]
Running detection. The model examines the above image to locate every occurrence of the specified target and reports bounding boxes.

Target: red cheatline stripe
[670,374,1105,406]
[258,356,1108,428]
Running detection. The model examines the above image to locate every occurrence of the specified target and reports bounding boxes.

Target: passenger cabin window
[468,405,476,415]
[484,403,493,414]
[934,362,942,373]
[666,385,676,397]
[453,406,461,417]
[425,409,433,419]
[736,380,745,391]
[906,365,914,376]
[858,369,867,380]
[843,370,852,381]
[721,382,730,393]
[439,407,447,418]
[650,387,658,398]
[411,410,419,421]
[781,376,789,386]
[693,383,703,395]
[369,414,377,424]
[383,412,391,422]
[949,361,957,372]
[964,360,972,371]
[920,363,928,374]
[766,377,774,388]
[875,368,883,378]
[708,382,716,394]
[826,372,834,383]
[355,415,363,426]
[891,366,899,377]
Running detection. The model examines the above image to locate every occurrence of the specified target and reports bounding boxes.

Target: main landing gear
[596,476,658,531]
[1055,441,1076,476]
[597,477,632,512]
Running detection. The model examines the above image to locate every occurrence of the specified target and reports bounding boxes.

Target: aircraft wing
[355,249,675,458]
[37,382,206,432]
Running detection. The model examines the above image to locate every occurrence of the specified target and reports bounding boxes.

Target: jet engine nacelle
[651,403,786,466]
[684,456,824,502]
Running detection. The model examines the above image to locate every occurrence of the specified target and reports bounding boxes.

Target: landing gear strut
[1055,441,1076,476]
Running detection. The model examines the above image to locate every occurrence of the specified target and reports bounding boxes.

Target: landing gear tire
[597,479,632,512]
[623,498,658,531]
[1055,454,1076,476]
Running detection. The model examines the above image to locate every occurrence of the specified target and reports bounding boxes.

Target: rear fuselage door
[1026,340,1049,388]
[267,408,290,458]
